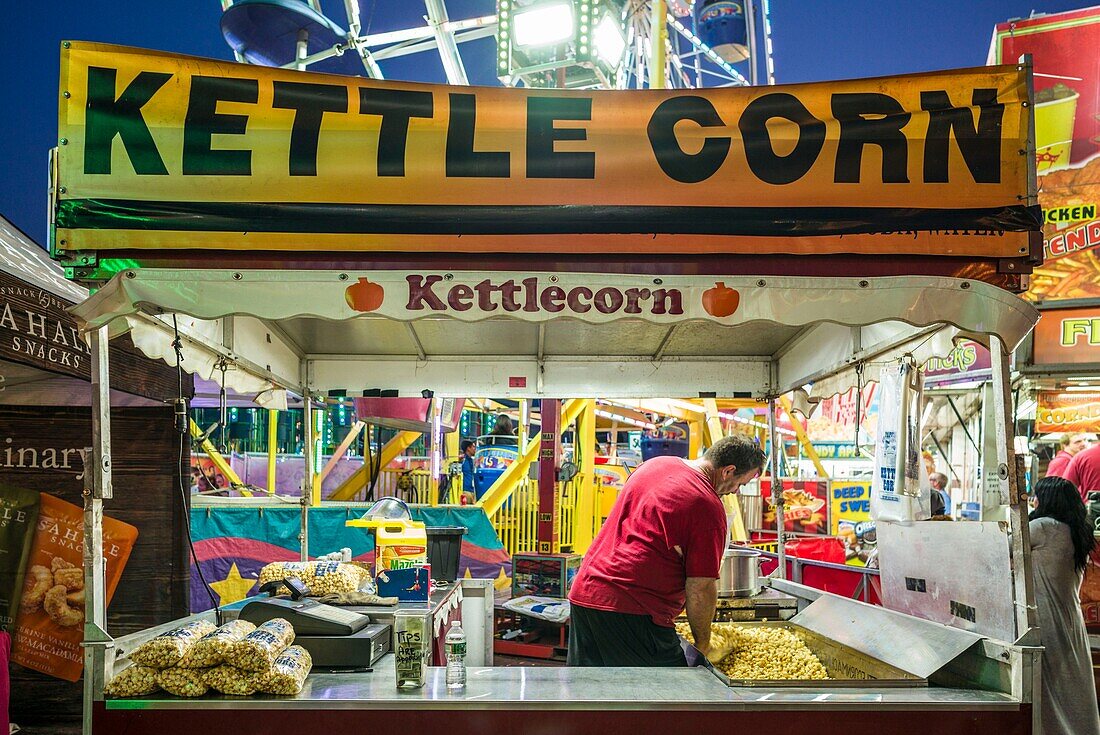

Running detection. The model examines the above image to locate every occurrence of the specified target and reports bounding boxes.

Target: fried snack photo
[19,565,52,614]
[44,584,83,627]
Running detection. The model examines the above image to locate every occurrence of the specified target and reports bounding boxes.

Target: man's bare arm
[685,576,718,655]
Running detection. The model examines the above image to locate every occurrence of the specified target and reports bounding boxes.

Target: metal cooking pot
[718,547,762,598]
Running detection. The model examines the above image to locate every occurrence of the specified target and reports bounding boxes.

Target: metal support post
[83,326,113,735]
[649,0,667,89]
[574,399,598,554]
[991,335,1039,643]
[300,395,313,561]
[267,409,278,494]
[768,397,786,579]
[424,0,470,85]
[296,29,309,72]
[537,399,562,554]
[744,0,759,86]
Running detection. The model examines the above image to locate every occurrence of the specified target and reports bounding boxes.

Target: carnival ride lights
[217,0,769,91]
[511,1,576,47]
[594,11,628,64]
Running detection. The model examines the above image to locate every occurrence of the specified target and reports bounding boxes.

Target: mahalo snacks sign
[56,43,1038,256]
[12,493,137,682]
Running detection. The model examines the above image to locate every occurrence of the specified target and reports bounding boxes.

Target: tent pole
[300,395,313,561]
[768,397,786,579]
[83,326,113,735]
[267,409,278,494]
[991,335,1038,644]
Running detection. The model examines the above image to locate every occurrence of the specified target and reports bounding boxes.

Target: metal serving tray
[686,621,926,688]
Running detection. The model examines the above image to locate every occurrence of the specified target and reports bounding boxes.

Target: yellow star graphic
[209,563,256,606]
[493,566,511,592]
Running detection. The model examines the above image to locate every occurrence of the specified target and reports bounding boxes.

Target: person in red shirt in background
[567,436,767,667]
[1047,433,1093,479]
[1065,440,1100,498]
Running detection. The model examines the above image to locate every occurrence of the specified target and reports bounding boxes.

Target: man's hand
[685,576,718,656]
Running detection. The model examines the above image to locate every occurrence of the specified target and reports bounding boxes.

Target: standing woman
[1029,476,1100,735]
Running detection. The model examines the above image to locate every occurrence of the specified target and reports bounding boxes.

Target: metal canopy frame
[217,0,769,89]
[75,267,1041,734]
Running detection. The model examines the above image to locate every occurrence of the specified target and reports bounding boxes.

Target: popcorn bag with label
[12,492,138,682]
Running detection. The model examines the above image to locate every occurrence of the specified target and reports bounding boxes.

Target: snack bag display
[12,492,138,681]
[0,485,40,632]
[156,666,210,697]
[204,664,262,695]
[131,620,218,669]
[104,664,160,698]
[227,618,295,671]
[178,619,256,668]
[257,645,312,695]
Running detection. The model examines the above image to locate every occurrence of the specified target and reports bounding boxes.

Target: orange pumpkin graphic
[701,282,739,317]
[345,277,385,312]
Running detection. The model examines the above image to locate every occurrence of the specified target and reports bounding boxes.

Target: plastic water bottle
[445,620,467,690]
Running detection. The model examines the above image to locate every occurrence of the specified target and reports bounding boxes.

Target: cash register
[240,596,390,669]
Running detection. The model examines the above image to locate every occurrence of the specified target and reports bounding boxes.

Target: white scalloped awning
[74,270,1037,348]
[68,269,1038,398]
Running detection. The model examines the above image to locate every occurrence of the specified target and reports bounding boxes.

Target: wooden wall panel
[2,405,188,729]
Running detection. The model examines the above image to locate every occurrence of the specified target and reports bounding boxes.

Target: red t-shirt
[1046,450,1074,479]
[1065,444,1100,498]
[568,456,727,627]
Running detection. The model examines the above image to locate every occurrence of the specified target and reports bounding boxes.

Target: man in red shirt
[1047,433,1092,478]
[1065,442,1100,498]
[567,436,767,667]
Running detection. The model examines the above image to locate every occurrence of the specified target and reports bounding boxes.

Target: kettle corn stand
[54,43,1046,734]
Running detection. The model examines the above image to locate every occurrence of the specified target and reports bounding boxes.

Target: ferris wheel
[217,0,776,89]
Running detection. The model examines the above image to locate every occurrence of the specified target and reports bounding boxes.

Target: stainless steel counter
[105,654,1022,711]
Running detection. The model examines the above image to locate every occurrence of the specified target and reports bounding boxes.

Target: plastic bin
[425,526,467,582]
[641,437,690,461]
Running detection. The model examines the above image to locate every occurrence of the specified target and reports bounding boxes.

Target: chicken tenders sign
[55,43,1039,257]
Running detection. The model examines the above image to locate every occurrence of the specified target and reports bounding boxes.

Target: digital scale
[239,597,391,668]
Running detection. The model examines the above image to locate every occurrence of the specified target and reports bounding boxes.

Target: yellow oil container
[347,516,427,574]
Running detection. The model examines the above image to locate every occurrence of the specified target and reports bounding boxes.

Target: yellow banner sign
[1036,391,1100,433]
[56,43,1038,256]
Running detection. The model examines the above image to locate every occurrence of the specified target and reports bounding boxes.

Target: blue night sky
[1,1,1084,247]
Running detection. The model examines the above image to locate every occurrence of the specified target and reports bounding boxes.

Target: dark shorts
[567,603,687,667]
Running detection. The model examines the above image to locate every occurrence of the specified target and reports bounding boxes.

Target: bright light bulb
[513,1,575,48]
[595,13,626,65]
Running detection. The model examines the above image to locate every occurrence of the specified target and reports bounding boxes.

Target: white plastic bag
[871,363,930,523]
[502,595,570,623]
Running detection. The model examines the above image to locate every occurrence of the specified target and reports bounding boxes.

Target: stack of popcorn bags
[105,618,312,698]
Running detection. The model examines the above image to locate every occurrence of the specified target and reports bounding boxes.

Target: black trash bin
[425,526,467,582]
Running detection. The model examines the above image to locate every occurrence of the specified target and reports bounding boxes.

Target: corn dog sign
[55,43,1038,258]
